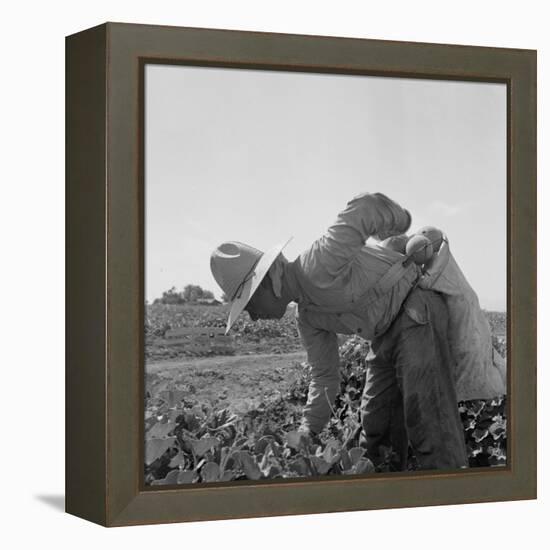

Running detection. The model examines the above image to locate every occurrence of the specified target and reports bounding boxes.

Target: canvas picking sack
[418,237,506,401]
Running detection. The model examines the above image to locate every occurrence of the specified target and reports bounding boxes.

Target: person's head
[210,238,292,332]
[244,258,289,321]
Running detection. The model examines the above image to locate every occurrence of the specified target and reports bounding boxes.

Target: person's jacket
[282,192,417,433]
[419,238,506,400]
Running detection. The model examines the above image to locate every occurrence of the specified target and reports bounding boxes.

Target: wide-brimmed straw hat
[210,237,292,333]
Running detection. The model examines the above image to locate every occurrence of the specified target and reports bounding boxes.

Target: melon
[418,226,444,253]
[406,235,433,265]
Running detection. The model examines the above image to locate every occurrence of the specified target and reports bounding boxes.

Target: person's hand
[376,209,412,241]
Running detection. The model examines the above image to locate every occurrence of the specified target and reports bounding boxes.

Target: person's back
[293,192,420,341]
[211,192,470,470]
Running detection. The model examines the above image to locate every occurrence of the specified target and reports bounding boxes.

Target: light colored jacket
[418,238,506,400]
[283,192,417,433]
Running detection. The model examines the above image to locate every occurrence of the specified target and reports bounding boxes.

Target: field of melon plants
[144,304,507,485]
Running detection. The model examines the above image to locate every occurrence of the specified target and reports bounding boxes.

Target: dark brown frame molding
[66,22,536,527]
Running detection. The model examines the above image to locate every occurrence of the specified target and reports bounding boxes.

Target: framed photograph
[66,22,536,527]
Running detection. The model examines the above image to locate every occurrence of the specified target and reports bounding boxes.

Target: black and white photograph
[1,0,546,540]
[143,64,508,486]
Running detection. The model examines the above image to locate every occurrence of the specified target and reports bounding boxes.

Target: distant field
[145,302,506,361]
[484,310,507,337]
[145,303,303,361]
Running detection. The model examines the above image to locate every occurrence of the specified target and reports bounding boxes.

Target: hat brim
[225,237,292,333]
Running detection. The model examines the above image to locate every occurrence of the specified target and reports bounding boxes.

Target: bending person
[210,192,469,470]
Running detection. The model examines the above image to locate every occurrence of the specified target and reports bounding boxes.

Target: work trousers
[360,288,468,471]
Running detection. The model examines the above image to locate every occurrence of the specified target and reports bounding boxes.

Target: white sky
[145,64,506,311]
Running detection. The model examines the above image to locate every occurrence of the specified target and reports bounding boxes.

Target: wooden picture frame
[66,22,537,527]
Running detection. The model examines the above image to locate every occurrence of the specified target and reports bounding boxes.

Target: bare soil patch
[146,351,307,413]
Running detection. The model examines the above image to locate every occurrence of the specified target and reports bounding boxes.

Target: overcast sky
[145,64,506,311]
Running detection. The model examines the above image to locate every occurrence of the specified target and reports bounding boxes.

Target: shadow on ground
[35,494,65,512]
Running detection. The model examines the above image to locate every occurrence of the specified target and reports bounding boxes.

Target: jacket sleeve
[297,313,340,434]
[301,192,411,277]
